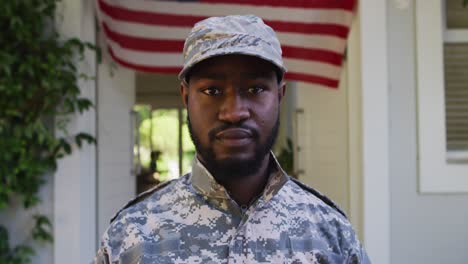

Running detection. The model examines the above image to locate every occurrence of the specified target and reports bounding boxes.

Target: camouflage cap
[178,14,287,81]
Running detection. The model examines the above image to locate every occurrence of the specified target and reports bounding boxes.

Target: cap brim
[178,47,287,81]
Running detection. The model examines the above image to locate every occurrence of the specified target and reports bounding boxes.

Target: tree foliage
[0,0,96,262]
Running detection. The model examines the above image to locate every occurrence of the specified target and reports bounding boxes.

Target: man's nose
[218,93,250,123]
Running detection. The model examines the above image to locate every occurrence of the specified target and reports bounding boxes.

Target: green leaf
[76,98,93,113]
[32,215,53,243]
[62,141,72,155]
[75,136,82,148]
[75,133,96,147]
[23,195,40,209]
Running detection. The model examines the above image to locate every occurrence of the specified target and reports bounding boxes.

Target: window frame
[416,0,468,193]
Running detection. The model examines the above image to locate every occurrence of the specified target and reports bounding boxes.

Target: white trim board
[346,15,364,243]
[415,0,468,193]
[359,0,391,263]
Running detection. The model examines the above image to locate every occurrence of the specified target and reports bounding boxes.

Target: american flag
[96,0,357,89]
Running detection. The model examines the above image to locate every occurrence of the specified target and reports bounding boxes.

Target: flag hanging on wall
[95,0,357,89]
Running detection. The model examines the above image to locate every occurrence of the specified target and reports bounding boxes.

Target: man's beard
[187,115,279,185]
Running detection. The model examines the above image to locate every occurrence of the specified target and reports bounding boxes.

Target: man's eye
[248,86,265,94]
[202,87,222,96]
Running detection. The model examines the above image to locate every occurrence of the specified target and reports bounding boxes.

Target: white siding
[295,68,350,215]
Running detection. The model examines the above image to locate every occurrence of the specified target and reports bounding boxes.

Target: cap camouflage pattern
[178,14,287,81]
[93,153,371,263]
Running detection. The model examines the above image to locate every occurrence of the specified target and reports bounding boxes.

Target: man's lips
[215,128,253,147]
[215,128,253,139]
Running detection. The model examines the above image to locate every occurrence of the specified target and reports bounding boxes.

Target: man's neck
[221,154,271,206]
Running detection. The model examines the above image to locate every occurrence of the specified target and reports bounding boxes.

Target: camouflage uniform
[94,153,370,263]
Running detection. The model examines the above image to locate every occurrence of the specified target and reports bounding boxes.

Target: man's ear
[180,81,189,108]
[278,81,286,103]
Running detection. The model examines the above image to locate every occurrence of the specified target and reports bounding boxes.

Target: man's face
[181,55,286,182]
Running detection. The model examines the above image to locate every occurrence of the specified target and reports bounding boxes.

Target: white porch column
[359,0,391,263]
[54,0,97,263]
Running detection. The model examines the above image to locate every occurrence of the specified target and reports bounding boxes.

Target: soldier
[94,15,370,263]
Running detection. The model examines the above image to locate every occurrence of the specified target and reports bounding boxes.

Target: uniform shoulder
[109,175,187,223]
[290,177,347,219]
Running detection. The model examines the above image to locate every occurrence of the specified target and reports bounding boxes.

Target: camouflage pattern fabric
[178,15,287,81]
[93,153,370,263]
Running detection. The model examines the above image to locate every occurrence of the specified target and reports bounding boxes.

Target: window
[444,0,468,161]
[416,0,468,192]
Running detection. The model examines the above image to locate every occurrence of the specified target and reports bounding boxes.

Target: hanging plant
[0,0,97,263]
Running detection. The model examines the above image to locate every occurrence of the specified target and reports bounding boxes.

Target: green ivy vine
[0,0,97,263]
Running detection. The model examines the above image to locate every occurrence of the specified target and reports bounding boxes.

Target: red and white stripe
[96,0,357,89]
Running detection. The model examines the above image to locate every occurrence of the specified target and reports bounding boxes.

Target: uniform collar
[190,151,289,211]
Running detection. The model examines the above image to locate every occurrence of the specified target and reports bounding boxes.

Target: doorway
[133,106,195,193]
